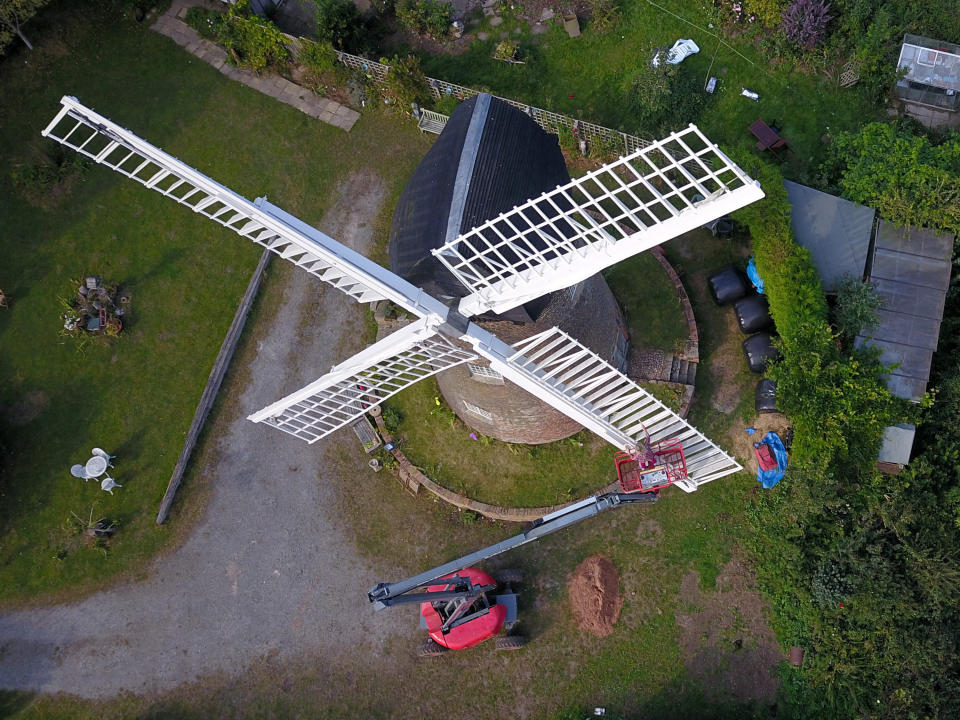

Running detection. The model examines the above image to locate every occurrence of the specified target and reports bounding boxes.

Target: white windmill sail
[473,327,742,490]
[437,125,765,316]
[248,317,477,443]
[40,96,439,316]
[41,96,754,491]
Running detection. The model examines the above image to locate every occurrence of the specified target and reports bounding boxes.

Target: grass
[410,1,879,181]
[0,0,432,605]
[8,430,769,720]
[605,252,688,353]
[386,379,618,507]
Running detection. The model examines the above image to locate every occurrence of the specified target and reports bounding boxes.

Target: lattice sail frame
[41,96,420,311]
[439,125,765,316]
[40,96,752,491]
[485,328,742,489]
[248,318,477,443]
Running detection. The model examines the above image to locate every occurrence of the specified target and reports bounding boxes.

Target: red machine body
[420,568,507,650]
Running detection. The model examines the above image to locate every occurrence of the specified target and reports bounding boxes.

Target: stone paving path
[152,0,361,131]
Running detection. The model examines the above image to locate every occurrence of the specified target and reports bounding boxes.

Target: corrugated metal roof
[857,220,955,401]
[783,180,875,292]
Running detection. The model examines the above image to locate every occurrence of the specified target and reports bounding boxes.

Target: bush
[313,0,364,52]
[833,275,882,343]
[584,0,620,33]
[628,55,710,136]
[821,122,960,235]
[184,7,223,39]
[780,0,833,49]
[379,54,431,114]
[395,0,452,38]
[298,39,338,92]
[430,92,460,115]
[732,156,899,470]
[217,0,290,73]
[746,0,787,27]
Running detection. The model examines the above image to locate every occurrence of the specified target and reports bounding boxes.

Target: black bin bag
[755,379,778,413]
[734,295,774,334]
[708,266,748,305]
[742,333,779,373]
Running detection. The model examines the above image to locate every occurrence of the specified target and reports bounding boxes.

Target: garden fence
[334,51,652,155]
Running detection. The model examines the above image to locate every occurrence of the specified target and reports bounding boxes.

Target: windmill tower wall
[389,94,629,444]
[438,274,628,444]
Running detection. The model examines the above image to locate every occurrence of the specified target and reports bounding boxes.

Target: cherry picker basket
[615,436,688,494]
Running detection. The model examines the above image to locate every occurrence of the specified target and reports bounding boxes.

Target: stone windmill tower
[389,95,629,444]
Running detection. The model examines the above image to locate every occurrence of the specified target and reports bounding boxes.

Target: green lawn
[605,251,688,353]
[0,0,431,605]
[413,1,879,180]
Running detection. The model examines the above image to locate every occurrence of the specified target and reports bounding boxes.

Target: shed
[783,179,875,292]
[856,220,953,401]
[877,423,917,474]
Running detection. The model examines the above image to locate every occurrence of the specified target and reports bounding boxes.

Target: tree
[313,0,364,52]
[0,0,50,53]
[822,122,960,235]
[833,274,882,344]
[628,53,708,135]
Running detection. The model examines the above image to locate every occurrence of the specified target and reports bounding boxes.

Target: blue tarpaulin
[756,431,788,489]
[746,257,764,294]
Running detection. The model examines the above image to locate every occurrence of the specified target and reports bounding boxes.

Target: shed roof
[388,94,570,320]
[878,423,917,466]
[783,180,875,292]
[856,220,954,400]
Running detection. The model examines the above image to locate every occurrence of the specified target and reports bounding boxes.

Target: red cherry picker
[367,435,687,656]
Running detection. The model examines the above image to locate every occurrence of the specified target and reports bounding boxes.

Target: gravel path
[0,172,414,698]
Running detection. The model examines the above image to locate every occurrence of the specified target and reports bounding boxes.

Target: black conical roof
[389,94,570,319]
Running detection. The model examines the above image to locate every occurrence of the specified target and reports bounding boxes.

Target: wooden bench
[417,109,449,135]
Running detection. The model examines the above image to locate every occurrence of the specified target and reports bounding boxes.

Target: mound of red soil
[567,555,623,637]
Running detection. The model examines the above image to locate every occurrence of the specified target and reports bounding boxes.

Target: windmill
[42,94,764,492]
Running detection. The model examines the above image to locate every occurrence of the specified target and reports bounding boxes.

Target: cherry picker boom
[367,490,658,655]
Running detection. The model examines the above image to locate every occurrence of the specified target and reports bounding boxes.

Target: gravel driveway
[0,172,414,699]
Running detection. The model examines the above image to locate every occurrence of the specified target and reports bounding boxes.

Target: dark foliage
[738,156,960,719]
[313,0,365,52]
[628,55,711,135]
[781,0,833,49]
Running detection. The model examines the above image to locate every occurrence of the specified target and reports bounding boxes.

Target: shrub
[430,92,460,115]
[628,54,709,135]
[313,0,364,52]
[492,40,517,61]
[833,275,882,343]
[821,122,960,235]
[780,0,833,49]
[297,39,338,92]
[584,0,620,33]
[218,0,290,73]
[184,7,223,39]
[746,0,786,27]
[379,54,431,114]
[395,0,452,38]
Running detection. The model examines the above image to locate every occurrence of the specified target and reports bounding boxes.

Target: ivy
[822,122,960,235]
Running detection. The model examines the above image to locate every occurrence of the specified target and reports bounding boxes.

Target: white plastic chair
[70,464,90,481]
[91,447,115,467]
[100,476,122,494]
